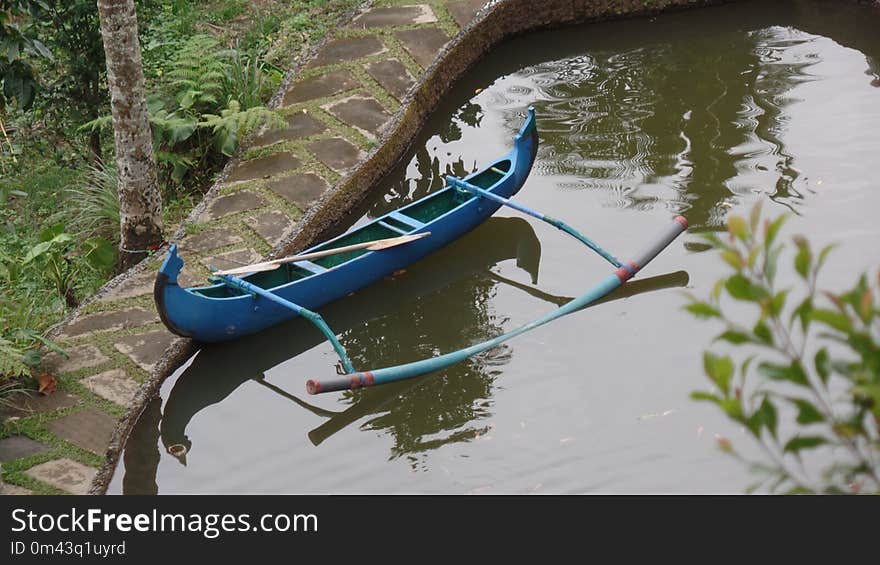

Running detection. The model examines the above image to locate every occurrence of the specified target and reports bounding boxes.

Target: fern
[199,100,285,156]
[167,35,231,114]
[0,336,29,379]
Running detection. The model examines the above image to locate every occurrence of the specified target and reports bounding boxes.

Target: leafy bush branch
[685,201,879,494]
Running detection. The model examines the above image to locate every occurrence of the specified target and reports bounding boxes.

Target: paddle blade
[366,231,430,250]
[213,262,281,276]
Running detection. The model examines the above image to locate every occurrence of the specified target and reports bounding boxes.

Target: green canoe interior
[192,160,512,299]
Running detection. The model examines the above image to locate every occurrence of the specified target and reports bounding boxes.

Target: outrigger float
[154,107,687,395]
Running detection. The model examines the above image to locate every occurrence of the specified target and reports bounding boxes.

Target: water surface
[111,0,880,494]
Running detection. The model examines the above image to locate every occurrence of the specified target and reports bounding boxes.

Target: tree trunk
[97,0,163,270]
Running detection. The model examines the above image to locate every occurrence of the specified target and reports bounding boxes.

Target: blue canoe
[154,107,539,342]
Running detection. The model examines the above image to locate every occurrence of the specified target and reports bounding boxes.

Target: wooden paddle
[213,232,431,276]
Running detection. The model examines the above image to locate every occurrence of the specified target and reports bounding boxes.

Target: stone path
[0,0,490,495]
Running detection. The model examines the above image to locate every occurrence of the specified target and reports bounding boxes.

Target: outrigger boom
[306,215,688,394]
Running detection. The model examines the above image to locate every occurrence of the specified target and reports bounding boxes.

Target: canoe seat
[490,167,508,175]
[292,260,327,274]
[387,211,425,229]
[378,221,408,235]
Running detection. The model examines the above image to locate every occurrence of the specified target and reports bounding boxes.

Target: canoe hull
[155,109,539,342]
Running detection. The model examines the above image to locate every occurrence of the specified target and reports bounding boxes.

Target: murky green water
[111,0,880,494]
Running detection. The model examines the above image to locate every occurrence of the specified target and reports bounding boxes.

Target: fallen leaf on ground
[36,373,57,395]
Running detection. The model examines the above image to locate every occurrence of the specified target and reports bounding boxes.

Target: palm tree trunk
[97,0,163,270]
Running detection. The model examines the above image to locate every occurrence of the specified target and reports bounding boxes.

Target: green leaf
[764,214,789,250]
[82,237,116,272]
[684,302,721,319]
[793,237,812,280]
[21,240,52,264]
[704,352,734,395]
[728,216,748,241]
[783,436,826,453]
[788,398,825,425]
[716,330,752,345]
[720,249,743,270]
[769,289,789,317]
[811,309,851,334]
[725,274,768,302]
[790,297,813,332]
[747,397,778,438]
[690,391,721,404]
[757,361,809,386]
[814,348,830,384]
[749,200,763,232]
[753,320,773,345]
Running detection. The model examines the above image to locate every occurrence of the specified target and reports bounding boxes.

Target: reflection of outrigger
[155,107,687,395]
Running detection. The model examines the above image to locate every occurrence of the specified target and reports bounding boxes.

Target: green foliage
[57,160,120,243]
[0,0,52,110]
[685,201,880,494]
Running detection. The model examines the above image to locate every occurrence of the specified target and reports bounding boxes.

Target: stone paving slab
[25,458,97,495]
[199,191,267,222]
[268,173,331,209]
[282,69,360,106]
[395,27,451,68]
[0,482,32,495]
[60,308,158,339]
[250,210,296,246]
[46,409,116,456]
[366,58,416,101]
[180,227,244,253]
[201,248,264,274]
[0,391,80,421]
[113,330,181,374]
[352,4,437,27]
[251,112,327,148]
[308,137,365,173]
[307,36,388,68]
[98,269,157,302]
[81,369,141,406]
[41,344,109,375]
[0,436,50,463]
[322,95,393,140]
[225,152,302,183]
[448,0,488,28]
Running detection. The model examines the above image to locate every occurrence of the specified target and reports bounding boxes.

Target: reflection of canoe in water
[158,216,544,460]
[154,109,539,342]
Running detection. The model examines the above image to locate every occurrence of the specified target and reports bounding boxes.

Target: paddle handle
[214,232,430,275]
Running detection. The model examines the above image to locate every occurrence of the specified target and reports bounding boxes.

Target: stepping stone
[179,227,244,253]
[366,59,415,100]
[268,173,330,209]
[251,210,295,246]
[41,344,109,375]
[0,436,50,463]
[308,137,365,173]
[199,191,267,222]
[0,482,32,495]
[323,95,392,140]
[98,269,157,302]
[225,152,302,184]
[202,248,264,275]
[307,36,387,69]
[24,458,97,495]
[113,330,180,374]
[81,369,141,406]
[0,391,80,421]
[282,70,360,106]
[352,5,437,27]
[448,0,488,28]
[60,307,158,338]
[46,409,116,456]
[395,27,450,68]
[251,112,327,148]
